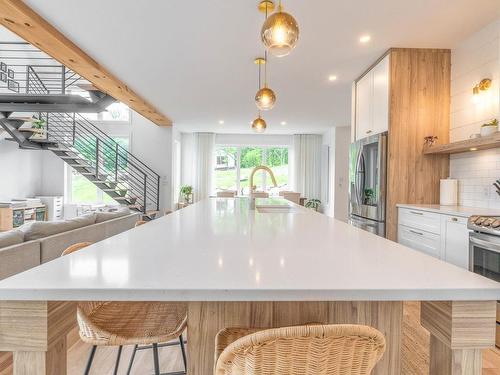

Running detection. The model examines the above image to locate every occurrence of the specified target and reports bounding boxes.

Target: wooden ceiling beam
[0,0,172,126]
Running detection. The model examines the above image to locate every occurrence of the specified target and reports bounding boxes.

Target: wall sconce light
[472,78,492,103]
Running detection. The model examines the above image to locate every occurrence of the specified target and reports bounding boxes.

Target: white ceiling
[20,0,500,134]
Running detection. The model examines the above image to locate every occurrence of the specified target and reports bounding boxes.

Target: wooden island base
[0,300,496,375]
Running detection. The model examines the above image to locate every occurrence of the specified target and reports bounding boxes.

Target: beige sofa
[0,211,140,280]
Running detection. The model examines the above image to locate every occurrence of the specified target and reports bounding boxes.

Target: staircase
[0,42,160,214]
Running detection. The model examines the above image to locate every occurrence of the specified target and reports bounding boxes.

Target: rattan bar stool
[215,324,386,375]
[135,220,148,227]
[62,243,188,375]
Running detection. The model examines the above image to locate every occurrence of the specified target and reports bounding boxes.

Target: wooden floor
[402,301,500,375]
[1,302,497,374]
[68,339,186,375]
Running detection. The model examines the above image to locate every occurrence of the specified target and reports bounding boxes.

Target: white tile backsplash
[450,149,500,208]
[449,19,500,208]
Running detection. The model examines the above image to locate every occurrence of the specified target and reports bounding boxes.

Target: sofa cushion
[20,213,97,241]
[0,229,24,249]
[39,213,139,263]
[95,208,130,223]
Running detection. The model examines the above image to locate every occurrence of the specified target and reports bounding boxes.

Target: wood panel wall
[386,48,451,240]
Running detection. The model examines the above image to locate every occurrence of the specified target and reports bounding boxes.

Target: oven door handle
[470,235,500,254]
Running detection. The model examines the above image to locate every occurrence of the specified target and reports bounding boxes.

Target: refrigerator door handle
[356,150,365,206]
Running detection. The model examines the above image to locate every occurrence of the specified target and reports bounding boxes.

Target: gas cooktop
[467,216,500,235]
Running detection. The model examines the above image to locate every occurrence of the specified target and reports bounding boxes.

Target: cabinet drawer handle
[451,217,458,222]
[409,229,423,236]
[409,211,423,215]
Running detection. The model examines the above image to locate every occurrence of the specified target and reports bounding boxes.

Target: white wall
[216,134,293,146]
[130,112,173,211]
[333,127,350,222]
[0,139,42,200]
[449,19,500,208]
[321,126,350,221]
[39,152,65,196]
[322,129,335,217]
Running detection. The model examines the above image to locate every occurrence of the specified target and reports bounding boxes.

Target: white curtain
[293,134,322,200]
[193,133,215,201]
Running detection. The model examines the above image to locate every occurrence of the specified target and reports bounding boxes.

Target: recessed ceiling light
[218,120,224,125]
[359,35,371,44]
[281,121,287,125]
[328,75,337,81]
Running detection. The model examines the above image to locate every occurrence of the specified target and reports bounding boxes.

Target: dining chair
[61,242,188,375]
[215,324,386,375]
[217,191,236,198]
[250,191,269,198]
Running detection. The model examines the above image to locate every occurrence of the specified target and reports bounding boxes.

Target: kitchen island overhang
[0,198,498,375]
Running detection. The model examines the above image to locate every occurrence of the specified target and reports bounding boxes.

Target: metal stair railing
[45,112,160,213]
[0,42,161,213]
[0,42,88,94]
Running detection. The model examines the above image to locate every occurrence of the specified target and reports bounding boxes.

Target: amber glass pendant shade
[255,87,276,110]
[252,116,267,133]
[261,11,299,57]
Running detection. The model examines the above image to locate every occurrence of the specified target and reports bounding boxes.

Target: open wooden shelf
[423,132,500,155]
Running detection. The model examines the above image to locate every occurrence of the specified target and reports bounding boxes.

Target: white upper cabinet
[371,55,390,136]
[354,55,389,140]
[355,73,372,139]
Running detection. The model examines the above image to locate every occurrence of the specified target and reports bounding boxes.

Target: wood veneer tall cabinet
[352,48,451,241]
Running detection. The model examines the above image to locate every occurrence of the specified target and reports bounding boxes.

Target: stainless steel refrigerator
[348,132,387,237]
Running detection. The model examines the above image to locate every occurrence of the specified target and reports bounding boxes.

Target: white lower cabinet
[441,215,469,269]
[397,207,470,269]
[398,224,441,259]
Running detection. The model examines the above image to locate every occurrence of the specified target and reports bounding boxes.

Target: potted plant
[305,198,321,211]
[364,188,375,205]
[30,118,47,140]
[480,118,498,137]
[179,185,193,204]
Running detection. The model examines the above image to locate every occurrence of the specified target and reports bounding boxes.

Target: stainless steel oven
[468,216,500,347]
[469,232,500,282]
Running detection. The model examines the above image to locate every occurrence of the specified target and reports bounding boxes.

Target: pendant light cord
[264,51,268,88]
[258,60,262,91]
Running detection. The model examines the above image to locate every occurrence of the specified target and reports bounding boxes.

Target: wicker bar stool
[135,220,148,227]
[215,324,386,375]
[61,243,188,375]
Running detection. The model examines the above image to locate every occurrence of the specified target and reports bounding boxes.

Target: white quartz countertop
[0,198,499,302]
[397,204,500,218]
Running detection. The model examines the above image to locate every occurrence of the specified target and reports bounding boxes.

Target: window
[70,91,130,122]
[68,136,130,204]
[214,146,289,195]
[214,147,238,192]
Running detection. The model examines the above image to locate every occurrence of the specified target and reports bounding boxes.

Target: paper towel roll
[440,179,458,206]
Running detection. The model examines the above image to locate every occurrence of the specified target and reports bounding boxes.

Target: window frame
[214,144,290,195]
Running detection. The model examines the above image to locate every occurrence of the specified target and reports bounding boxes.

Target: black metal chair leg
[83,345,97,375]
[179,335,187,372]
[152,343,160,375]
[113,345,123,375]
[126,344,138,375]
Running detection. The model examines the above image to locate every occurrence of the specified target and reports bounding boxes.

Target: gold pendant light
[252,113,267,133]
[261,0,299,57]
[254,55,276,111]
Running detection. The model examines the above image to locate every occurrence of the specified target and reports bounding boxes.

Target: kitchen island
[0,198,498,375]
